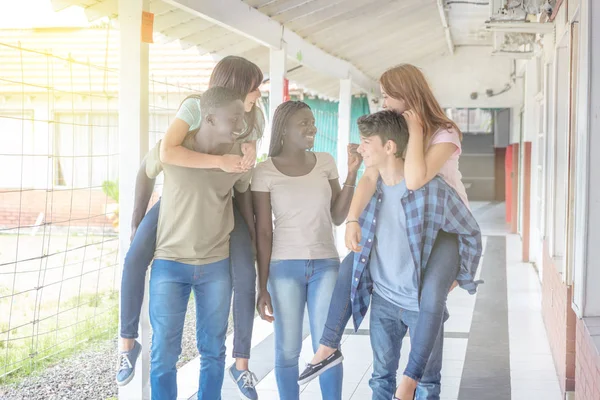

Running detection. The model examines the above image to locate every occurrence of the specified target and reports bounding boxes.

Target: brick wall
[0,189,160,230]
[542,239,577,395]
[575,318,600,400]
[0,188,116,229]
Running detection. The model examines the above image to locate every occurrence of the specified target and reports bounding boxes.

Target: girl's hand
[347,144,362,173]
[241,142,257,169]
[219,154,248,173]
[256,290,274,323]
[403,110,424,136]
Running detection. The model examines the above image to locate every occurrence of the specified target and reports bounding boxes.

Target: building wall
[542,240,577,395]
[0,188,115,229]
[459,134,496,201]
[576,318,600,400]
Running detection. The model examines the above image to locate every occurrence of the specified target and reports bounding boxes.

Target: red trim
[505,145,513,223]
[283,78,290,102]
[511,144,519,234]
[522,142,532,261]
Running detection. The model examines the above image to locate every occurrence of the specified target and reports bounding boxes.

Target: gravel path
[0,301,228,400]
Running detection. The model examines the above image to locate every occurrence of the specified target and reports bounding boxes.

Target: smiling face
[207,99,246,142]
[282,107,317,151]
[358,134,393,169]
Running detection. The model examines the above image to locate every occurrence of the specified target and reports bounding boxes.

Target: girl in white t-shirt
[253,101,361,400]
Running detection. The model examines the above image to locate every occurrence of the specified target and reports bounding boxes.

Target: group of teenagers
[114,56,483,400]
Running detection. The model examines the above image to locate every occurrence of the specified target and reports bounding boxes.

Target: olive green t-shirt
[146,135,252,265]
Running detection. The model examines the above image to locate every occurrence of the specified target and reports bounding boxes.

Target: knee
[151,338,181,369]
[198,338,226,360]
[419,288,447,314]
[275,345,301,368]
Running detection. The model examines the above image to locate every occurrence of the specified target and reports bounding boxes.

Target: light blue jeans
[120,199,256,359]
[149,258,232,400]
[369,292,444,400]
[268,258,344,400]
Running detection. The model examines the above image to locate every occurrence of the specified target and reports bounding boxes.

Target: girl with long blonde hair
[298,64,471,400]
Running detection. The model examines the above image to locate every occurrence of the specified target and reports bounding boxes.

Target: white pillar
[336,78,352,255]
[118,0,150,398]
[262,46,286,158]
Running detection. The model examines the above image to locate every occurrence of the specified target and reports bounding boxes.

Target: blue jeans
[404,231,459,382]
[319,252,354,349]
[319,232,459,384]
[120,199,256,359]
[369,292,444,400]
[149,258,232,400]
[268,258,343,400]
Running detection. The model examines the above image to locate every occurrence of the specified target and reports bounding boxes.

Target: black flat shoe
[298,349,344,385]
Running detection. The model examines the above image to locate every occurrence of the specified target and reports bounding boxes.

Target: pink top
[427,127,469,207]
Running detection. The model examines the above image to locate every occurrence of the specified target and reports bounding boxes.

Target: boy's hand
[241,142,257,170]
[449,280,459,293]
[345,221,362,252]
[403,110,424,136]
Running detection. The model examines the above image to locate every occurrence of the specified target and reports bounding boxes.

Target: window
[546,31,570,275]
[445,108,494,135]
[54,113,118,188]
[0,110,40,189]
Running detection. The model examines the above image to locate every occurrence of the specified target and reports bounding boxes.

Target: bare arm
[347,167,379,221]
[329,144,362,225]
[403,110,457,190]
[404,137,456,190]
[253,190,274,322]
[130,158,155,241]
[159,118,247,173]
[233,188,256,244]
[329,173,357,226]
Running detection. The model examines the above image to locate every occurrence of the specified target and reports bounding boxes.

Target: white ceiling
[50,0,498,99]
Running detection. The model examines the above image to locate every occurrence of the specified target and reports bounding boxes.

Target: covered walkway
[173,203,563,400]
[15,1,597,399]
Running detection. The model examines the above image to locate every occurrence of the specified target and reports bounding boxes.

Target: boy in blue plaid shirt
[299,111,482,400]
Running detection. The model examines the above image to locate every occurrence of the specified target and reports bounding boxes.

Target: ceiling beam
[437,0,455,56]
[163,0,379,94]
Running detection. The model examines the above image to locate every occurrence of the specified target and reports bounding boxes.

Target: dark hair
[199,86,243,118]
[178,56,265,139]
[357,110,409,158]
[268,101,312,157]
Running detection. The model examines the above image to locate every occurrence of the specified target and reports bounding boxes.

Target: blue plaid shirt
[350,175,483,330]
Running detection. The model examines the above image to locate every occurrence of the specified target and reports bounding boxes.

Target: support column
[118,0,150,398]
[262,46,286,158]
[336,78,352,255]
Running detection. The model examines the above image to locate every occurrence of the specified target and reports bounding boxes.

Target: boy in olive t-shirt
[146,87,252,399]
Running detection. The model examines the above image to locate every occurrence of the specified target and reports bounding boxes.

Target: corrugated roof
[0,27,214,95]
[48,0,478,99]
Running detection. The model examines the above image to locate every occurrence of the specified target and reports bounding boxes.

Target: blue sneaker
[228,365,259,400]
[116,341,141,386]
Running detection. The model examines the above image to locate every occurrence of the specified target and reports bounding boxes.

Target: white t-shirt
[251,152,340,260]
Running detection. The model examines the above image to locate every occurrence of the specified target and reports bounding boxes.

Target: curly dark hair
[357,110,409,158]
[199,87,244,118]
[268,101,312,157]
